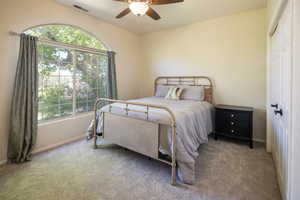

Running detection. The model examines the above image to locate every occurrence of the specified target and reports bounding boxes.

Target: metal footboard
[93,98,177,185]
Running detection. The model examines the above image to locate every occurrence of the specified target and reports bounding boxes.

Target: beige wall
[140,9,267,141]
[35,114,93,154]
[0,0,142,162]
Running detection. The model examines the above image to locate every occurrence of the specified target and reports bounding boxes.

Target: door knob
[274,109,283,116]
[271,104,278,109]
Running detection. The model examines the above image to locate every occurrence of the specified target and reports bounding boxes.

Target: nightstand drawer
[219,125,250,138]
[216,112,249,130]
[227,112,249,122]
[216,110,250,123]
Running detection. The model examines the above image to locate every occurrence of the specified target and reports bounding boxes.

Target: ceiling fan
[113,0,184,20]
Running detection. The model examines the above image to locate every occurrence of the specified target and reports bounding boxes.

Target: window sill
[38,112,94,127]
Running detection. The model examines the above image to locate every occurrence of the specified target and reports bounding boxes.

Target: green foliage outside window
[25,25,106,50]
[24,25,108,122]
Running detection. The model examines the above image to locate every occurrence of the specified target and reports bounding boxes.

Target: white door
[269,2,292,199]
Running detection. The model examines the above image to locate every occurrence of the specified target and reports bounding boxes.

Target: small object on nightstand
[214,104,254,149]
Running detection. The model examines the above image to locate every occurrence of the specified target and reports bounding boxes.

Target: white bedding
[90,96,213,184]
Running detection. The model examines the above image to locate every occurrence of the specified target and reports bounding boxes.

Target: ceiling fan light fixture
[129,2,149,16]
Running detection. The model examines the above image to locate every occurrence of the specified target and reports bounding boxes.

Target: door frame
[288,0,300,199]
[267,0,300,199]
[267,0,289,153]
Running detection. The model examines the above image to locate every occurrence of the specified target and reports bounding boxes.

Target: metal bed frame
[93,76,213,185]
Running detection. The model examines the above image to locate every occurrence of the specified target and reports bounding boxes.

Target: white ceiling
[56,0,267,34]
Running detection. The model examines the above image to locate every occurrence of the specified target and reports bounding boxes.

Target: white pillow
[155,85,170,97]
[180,86,205,101]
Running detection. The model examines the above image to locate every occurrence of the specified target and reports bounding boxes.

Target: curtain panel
[7,34,38,163]
[107,51,118,99]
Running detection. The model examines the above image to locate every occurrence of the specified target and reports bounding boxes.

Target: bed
[90,76,214,185]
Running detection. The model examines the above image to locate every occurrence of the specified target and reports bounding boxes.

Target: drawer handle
[231,129,235,133]
[230,122,235,125]
[231,114,235,118]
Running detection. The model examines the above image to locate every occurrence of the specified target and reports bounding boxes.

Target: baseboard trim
[0,159,7,166]
[32,135,86,155]
[253,138,266,143]
[1,135,266,165]
[0,135,86,166]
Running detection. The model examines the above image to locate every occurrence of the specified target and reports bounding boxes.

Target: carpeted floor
[0,138,281,200]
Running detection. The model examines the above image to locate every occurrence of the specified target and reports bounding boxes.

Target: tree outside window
[24,25,109,122]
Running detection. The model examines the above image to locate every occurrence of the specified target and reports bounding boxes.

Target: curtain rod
[9,31,112,56]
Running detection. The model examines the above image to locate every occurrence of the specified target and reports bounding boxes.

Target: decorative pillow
[180,86,205,101]
[165,87,183,100]
[175,87,183,100]
[155,85,170,97]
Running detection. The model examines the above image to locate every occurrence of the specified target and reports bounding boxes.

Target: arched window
[24,25,109,122]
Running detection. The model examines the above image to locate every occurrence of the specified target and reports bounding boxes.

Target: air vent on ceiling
[73,4,89,12]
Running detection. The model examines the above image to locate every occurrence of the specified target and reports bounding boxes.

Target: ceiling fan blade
[116,8,131,19]
[113,0,128,3]
[146,7,161,20]
[151,0,184,5]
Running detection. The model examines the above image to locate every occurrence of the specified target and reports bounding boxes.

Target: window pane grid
[37,44,108,122]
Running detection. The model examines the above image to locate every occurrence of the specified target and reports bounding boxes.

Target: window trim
[23,23,111,51]
[38,111,93,126]
[37,38,108,56]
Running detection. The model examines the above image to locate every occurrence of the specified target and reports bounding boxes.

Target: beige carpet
[0,138,281,200]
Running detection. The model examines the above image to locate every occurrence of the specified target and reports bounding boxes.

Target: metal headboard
[154,76,213,104]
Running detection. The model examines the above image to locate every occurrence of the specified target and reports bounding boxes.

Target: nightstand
[214,104,254,148]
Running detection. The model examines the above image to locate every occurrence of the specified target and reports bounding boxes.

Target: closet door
[269,1,292,198]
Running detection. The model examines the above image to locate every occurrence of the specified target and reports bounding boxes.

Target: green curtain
[7,34,38,163]
[107,51,118,99]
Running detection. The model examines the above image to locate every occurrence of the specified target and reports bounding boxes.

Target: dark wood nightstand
[214,104,254,148]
